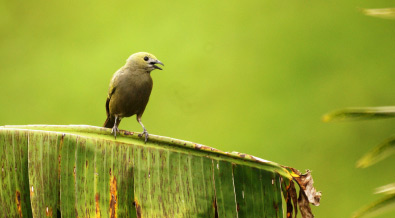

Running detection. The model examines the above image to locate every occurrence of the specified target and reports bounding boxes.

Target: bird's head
[126,52,164,72]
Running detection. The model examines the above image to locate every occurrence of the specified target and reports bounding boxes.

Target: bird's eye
[144,56,149,61]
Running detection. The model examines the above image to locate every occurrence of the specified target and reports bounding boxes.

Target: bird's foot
[111,126,120,139]
[139,130,149,143]
[143,130,149,143]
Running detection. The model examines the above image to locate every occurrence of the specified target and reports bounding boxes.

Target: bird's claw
[111,126,120,139]
[143,130,149,143]
[139,130,149,143]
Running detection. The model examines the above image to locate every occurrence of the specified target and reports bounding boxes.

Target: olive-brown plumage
[103,52,164,142]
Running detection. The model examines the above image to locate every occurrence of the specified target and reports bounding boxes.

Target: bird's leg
[137,116,148,143]
[111,115,120,139]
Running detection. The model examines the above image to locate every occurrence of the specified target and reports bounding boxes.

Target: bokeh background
[1,0,395,217]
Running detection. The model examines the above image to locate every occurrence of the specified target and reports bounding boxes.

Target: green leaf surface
[0,125,316,217]
[360,8,395,20]
[356,136,395,168]
[323,107,395,122]
[0,129,32,217]
[353,194,395,218]
[28,132,60,217]
[376,183,395,195]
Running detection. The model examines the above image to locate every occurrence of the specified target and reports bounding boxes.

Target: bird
[103,52,164,142]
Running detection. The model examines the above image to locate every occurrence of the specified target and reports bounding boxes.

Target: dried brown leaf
[298,190,314,218]
[292,169,321,206]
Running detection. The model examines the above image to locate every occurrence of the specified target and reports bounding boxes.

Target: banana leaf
[323,107,395,122]
[0,125,320,218]
[353,193,395,218]
[356,136,395,168]
[360,8,395,20]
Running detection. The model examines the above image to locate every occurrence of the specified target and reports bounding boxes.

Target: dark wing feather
[103,87,116,128]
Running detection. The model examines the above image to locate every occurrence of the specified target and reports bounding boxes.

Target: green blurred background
[1,0,395,217]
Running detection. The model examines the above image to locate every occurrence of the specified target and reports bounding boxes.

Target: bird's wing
[106,69,122,117]
[106,83,117,116]
[105,96,111,118]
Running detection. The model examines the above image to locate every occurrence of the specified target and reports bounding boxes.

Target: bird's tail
[104,116,116,128]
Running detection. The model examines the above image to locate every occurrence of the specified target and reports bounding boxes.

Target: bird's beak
[151,60,164,70]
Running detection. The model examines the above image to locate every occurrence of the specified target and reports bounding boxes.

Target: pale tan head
[126,52,164,72]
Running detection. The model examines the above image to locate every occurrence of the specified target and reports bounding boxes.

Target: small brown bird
[103,52,164,142]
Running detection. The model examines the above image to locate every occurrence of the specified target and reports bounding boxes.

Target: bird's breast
[110,73,153,117]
